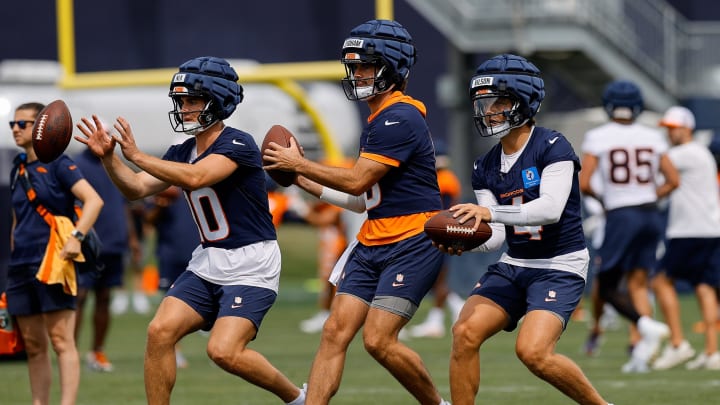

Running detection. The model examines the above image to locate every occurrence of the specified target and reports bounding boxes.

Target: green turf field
[3,223,720,404]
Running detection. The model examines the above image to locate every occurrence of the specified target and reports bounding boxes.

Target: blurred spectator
[144,185,200,368]
[652,106,720,370]
[73,149,139,372]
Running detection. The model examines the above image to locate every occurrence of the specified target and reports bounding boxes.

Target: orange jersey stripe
[360,152,400,167]
[357,211,438,246]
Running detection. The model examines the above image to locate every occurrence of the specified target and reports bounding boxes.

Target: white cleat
[686,352,720,370]
[637,316,670,362]
[132,292,151,315]
[110,291,129,315]
[652,340,695,370]
[409,321,445,338]
[299,311,329,334]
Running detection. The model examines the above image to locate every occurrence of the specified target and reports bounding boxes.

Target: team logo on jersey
[231,296,243,309]
[522,166,540,188]
[343,38,364,49]
[471,76,494,88]
[392,273,405,287]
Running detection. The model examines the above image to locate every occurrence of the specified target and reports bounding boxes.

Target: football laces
[445,225,475,236]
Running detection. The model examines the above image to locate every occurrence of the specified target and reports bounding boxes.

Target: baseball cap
[659,106,695,130]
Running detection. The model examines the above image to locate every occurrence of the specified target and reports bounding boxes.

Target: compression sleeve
[469,189,506,252]
[488,160,574,226]
[319,187,367,213]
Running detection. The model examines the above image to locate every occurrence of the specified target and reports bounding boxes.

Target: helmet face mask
[167,57,243,135]
[341,59,391,100]
[468,54,545,138]
[340,20,416,101]
[472,91,525,139]
[169,95,215,135]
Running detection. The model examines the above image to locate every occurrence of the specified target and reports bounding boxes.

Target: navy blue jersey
[472,127,586,259]
[10,154,85,265]
[357,92,441,245]
[74,149,129,254]
[162,127,276,249]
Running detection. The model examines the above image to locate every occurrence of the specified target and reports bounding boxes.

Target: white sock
[286,386,305,405]
[439,399,451,405]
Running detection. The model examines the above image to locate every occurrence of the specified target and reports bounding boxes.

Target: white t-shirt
[666,141,720,238]
[582,122,668,211]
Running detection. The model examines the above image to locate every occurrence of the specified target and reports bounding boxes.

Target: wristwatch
[70,229,86,242]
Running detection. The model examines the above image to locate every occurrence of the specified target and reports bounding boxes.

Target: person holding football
[76,56,306,405]
[435,54,613,405]
[263,19,449,405]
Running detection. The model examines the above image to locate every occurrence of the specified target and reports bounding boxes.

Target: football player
[264,19,449,405]
[437,54,612,405]
[579,79,678,373]
[76,56,306,405]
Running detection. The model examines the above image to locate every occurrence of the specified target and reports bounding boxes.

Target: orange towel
[36,216,84,296]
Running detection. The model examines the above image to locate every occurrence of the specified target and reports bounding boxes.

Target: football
[31,100,73,163]
[424,209,493,251]
[261,124,302,187]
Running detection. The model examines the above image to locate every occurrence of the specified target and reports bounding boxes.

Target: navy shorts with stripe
[471,262,586,331]
[166,270,276,333]
[660,238,720,286]
[6,264,77,316]
[337,232,444,306]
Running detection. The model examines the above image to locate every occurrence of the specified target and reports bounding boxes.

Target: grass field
[3,223,720,404]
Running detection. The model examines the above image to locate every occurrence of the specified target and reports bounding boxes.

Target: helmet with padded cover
[340,19,416,100]
[468,54,545,138]
[168,56,243,134]
[602,79,643,120]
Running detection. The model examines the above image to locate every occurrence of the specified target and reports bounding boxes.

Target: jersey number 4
[512,196,542,240]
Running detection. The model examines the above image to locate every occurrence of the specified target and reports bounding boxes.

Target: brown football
[424,210,493,251]
[31,100,73,163]
[261,124,302,187]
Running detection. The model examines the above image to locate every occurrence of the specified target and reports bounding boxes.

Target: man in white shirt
[651,106,720,370]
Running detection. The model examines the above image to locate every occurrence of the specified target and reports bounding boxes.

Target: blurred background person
[651,106,720,370]
[110,199,151,316]
[579,79,678,373]
[73,148,139,372]
[144,185,200,369]
[409,141,465,338]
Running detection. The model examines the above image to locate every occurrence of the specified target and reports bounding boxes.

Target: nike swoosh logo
[473,162,478,170]
[232,139,245,146]
[391,282,404,287]
[385,120,400,126]
[231,304,243,308]
[548,136,559,144]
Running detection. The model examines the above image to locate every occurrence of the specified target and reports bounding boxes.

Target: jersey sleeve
[362,108,425,166]
[542,133,580,168]
[213,131,263,169]
[54,155,86,189]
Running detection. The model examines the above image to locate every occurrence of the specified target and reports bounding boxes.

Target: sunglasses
[9,120,35,130]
